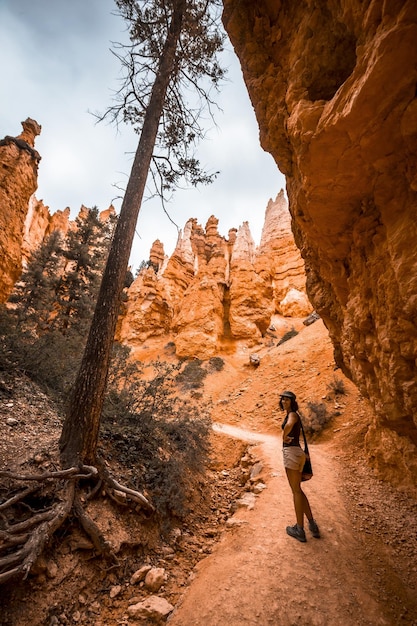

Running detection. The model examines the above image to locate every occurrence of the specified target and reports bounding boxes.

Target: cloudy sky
[1,0,286,270]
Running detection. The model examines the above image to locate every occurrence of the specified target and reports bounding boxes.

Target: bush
[0,305,83,401]
[208,356,225,372]
[176,359,207,390]
[164,341,176,355]
[327,376,346,396]
[277,328,298,346]
[303,401,333,436]
[101,360,211,523]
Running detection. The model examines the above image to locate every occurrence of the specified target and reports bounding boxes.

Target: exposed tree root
[0,460,154,585]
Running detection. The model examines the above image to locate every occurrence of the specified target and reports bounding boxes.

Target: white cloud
[1,0,286,270]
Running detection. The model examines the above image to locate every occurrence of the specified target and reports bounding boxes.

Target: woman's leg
[285,468,313,526]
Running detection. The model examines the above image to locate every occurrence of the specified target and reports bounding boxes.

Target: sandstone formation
[256,190,311,317]
[118,193,312,358]
[0,119,42,302]
[223,0,417,487]
[0,119,117,301]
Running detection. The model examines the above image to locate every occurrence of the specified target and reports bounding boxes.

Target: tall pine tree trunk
[59,0,186,467]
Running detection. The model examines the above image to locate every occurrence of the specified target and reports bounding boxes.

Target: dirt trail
[168,422,410,626]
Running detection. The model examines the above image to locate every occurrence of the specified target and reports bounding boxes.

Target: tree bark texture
[59,0,187,467]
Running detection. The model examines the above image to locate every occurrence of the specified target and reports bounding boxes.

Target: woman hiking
[280,390,320,542]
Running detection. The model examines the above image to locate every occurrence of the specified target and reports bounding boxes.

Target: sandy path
[168,424,391,626]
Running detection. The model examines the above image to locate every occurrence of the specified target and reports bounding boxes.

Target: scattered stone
[235,492,256,510]
[303,311,320,326]
[253,482,267,494]
[110,585,122,599]
[90,601,100,613]
[127,595,174,621]
[250,461,263,482]
[130,564,152,585]
[6,417,18,426]
[145,567,166,592]
[46,561,58,579]
[225,518,248,529]
[240,454,252,468]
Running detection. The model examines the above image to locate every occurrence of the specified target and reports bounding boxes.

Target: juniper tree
[8,229,63,331]
[1,209,116,394]
[60,0,226,467]
[53,207,116,335]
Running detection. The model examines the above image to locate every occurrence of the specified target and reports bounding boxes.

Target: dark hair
[279,391,299,412]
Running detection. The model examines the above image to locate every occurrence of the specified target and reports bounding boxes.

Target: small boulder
[127,595,174,622]
[145,567,166,592]
[130,564,152,585]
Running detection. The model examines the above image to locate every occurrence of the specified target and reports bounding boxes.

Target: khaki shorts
[283,446,306,472]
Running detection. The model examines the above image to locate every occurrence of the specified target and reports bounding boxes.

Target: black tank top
[282,412,301,447]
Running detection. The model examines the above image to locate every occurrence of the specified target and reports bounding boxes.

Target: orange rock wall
[223,0,417,487]
[118,194,312,358]
[0,119,42,302]
[0,119,117,302]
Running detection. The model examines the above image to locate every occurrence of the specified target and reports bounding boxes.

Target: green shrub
[176,359,207,390]
[208,356,225,372]
[303,401,333,436]
[277,328,298,346]
[0,306,83,400]
[101,360,211,523]
[164,341,176,355]
[327,376,346,396]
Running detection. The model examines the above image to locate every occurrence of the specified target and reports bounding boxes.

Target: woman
[280,390,320,542]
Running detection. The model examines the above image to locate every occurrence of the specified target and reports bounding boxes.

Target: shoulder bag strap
[298,412,309,455]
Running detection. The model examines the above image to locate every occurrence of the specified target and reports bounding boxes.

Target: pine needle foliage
[104,0,226,204]
[0,208,116,397]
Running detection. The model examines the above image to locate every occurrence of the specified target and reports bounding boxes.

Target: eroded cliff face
[118,192,312,358]
[223,0,417,488]
[0,119,42,302]
[0,120,119,302]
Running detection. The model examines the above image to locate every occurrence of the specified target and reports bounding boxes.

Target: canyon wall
[0,119,42,302]
[118,191,312,358]
[223,0,417,488]
[0,120,117,302]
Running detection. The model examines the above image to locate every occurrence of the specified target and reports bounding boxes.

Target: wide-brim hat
[280,391,296,400]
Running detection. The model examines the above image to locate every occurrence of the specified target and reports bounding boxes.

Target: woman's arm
[282,411,298,444]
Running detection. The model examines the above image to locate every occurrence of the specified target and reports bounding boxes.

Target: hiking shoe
[309,519,320,538]
[286,524,306,543]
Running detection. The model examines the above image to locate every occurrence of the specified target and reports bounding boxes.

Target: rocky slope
[223,0,417,489]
